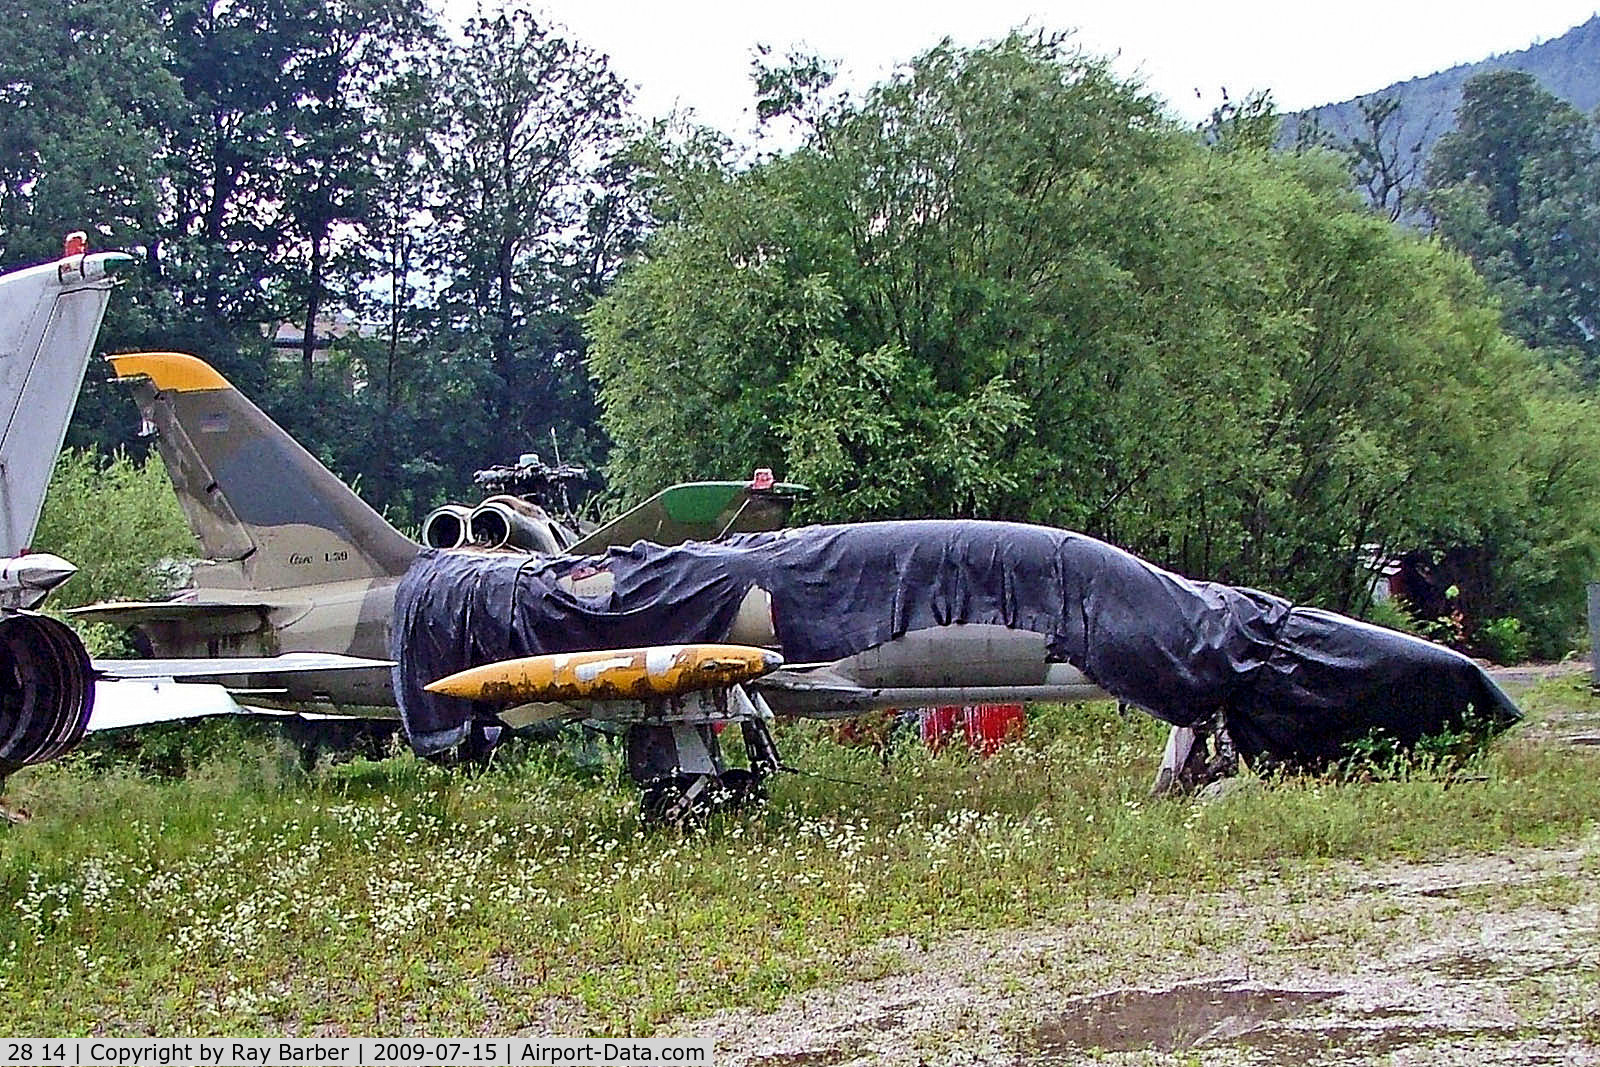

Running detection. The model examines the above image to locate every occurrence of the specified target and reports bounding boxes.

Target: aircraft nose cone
[16,553,77,590]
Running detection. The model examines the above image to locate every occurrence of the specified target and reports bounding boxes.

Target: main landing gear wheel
[627,715,783,828]
[714,767,767,807]
[639,769,769,828]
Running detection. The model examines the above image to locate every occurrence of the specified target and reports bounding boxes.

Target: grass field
[0,682,1597,1036]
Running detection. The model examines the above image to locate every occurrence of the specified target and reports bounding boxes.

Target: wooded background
[8,2,1600,657]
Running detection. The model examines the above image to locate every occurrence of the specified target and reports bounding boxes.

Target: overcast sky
[443,1,1600,138]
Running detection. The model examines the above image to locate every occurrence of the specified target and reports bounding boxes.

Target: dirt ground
[677,665,1600,1065]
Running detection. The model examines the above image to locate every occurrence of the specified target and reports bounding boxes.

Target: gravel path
[673,666,1600,1065]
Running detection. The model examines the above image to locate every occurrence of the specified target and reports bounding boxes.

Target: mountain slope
[1282,16,1600,163]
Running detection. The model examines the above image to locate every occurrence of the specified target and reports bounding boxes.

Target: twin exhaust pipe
[421,496,568,554]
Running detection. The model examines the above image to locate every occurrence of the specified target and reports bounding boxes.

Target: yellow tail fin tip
[108,352,231,393]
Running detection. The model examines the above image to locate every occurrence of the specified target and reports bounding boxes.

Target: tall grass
[0,690,1596,1035]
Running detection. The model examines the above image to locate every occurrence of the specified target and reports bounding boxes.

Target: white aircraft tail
[0,237,131,556]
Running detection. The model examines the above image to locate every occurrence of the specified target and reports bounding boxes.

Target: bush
[30,448,194,611]
[1364,597,1422,635]
[1477,616,1531,665]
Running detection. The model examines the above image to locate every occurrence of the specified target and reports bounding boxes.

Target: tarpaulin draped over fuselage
[391,520,1519,762]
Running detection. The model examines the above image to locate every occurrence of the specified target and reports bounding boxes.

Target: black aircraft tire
[640,771,769,828]
[716,768,767,809]
[640,776,695,829]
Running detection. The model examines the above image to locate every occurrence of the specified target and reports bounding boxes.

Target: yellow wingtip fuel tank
[424,644,784,704]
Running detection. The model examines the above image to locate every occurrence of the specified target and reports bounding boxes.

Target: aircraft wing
[94,652,397,708]
[88,675,398,733]
[88,678,249,731]
[567,480,809,554]
[96,651,394,681]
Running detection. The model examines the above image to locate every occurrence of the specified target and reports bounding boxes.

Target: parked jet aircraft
[0,236,136,785]
[73,352,807,719]
[400,517,1519,821]
[80,352,1519,824]
[76,353,1113,781]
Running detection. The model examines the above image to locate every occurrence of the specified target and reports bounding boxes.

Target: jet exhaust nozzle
[421,505,473,550]
[0,614,94,778]
[467,497,564,554]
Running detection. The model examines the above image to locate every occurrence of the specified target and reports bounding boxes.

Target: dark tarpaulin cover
[391,520,1519,761]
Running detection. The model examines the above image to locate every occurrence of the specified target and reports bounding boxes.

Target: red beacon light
[62,232,87,258]
[750,468,775,491]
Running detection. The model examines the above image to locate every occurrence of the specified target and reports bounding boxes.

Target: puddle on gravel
[1429,951,1567,981]
[1029,978,1339,1054]
[746,1049,851,1067]
[1430,953,1507,980]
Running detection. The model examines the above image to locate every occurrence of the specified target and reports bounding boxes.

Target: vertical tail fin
[0,246,131,556]
[109,353,418,590]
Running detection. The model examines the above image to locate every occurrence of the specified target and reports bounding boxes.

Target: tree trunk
[301,226,326,384]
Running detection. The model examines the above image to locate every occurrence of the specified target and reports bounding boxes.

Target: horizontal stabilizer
[70,599,280,627]
[94,652,397,708]
[88,679,246,731]
[96,651,395,682]
[88,677,398,732]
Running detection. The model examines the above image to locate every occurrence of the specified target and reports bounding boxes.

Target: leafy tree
[332,60,453,515]
[274,0,437,381]
[0,0,182,263]
[2,0,640,524]
[1427,71,1600,369]
[159,0,309,338]
[1346,96,1434,222]
[431,6,633,470]
[1203,89,1279,153]
[591,32,1588,639]
[0,0,190,457]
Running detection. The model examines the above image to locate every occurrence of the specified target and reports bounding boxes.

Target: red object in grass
[918,704,1025,756]
[963,703,1025,755]
[920,705,961,752]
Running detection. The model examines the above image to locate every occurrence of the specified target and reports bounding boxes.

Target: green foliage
[1427,71,1600,371]
[73,719,305,780]
[781,341,1028,517]
[1478,616,1531,665]
[1460,369,1600,655]
[1363,597,1423,636]
[1203,89,1281,153]
[424,6,634,474]
[590,33,1589,620]
[1339,704,1504,781]
[1,0,637,524]
[30,449,195,610]
[0,689,1594,1033]
[0,0,184,263]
